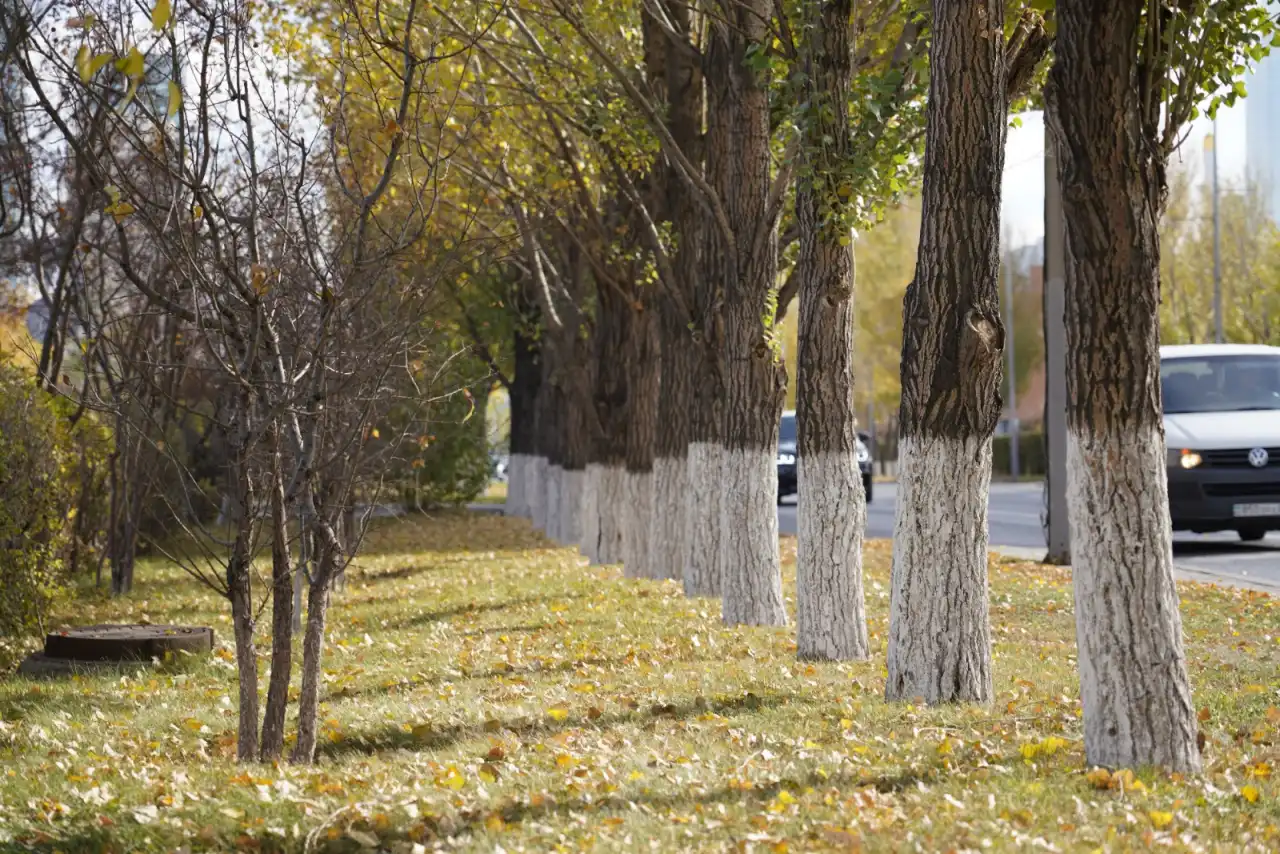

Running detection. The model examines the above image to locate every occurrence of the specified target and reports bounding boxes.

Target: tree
[885,2,1048,703]
[1046,0,1273,771]
[792,0,926,660]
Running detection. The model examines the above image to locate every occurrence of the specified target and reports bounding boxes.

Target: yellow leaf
[555,753,573,768]
[118,47,145,79]
[547,706,569,722]
[370,428,380,439]
[937,737,953,756]
[485,813,505,832]
[78,49,115,83]
[478,763,499,783]
[1243,785,1261,804]
[1085,768,1113,790]
[1252,762,1273,779]
[152,0,172,31]
[192,204,203,220]
[166,81,182,120]
[1148,810,1174,830]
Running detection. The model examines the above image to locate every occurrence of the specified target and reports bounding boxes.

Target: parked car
[1162,344,1280,541]
[777,410,873,504]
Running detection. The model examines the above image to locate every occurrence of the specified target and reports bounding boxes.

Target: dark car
[777,410,873,504]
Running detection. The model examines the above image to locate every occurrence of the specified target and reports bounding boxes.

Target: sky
[1000,103,1249,249]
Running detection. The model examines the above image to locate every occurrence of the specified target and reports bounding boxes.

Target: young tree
[885,2,1047,703]
[1046,0,1272,771]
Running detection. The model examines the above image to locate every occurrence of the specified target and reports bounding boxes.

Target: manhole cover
[43,625,215,662]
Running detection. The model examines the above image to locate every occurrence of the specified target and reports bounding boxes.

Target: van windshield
[1161,355,1280,414]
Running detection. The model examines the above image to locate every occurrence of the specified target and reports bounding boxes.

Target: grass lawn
[473,481,508,505]
[2,514,1280,852]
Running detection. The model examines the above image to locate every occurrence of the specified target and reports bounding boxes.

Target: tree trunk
[886,0,1008,704]
[793,0,868,661]
[506,322,541,519]
[652,313,692,581]
[588,284,629,564]
[260,430,294,762]
[531,352,557,536]
[1045,0,1199,773]
[623,304,660,578]
[683,29,729,599]
[712,1,787,627]
[228,517,259,763]
[290,537,334,765]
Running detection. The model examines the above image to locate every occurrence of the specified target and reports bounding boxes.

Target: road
[777,481,1280,593]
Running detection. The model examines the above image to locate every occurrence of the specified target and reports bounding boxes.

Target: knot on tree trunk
[959,306,1006,435]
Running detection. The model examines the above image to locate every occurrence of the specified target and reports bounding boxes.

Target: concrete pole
[1043,127,1071,565]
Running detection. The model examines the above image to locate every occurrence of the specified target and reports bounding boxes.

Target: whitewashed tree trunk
[650,456,687,581]
[530,457,548,533]
[559,468,585,548]
[1067,426,1200,771]
[622,471,655,578]
[506,453,530,518]
[797,453,868,660]
[886,436,992,703]
[719,447,786,626]
[684,442,723,596]
[597,465,625,564]
[544,464,563,542]
[580,463,602,561]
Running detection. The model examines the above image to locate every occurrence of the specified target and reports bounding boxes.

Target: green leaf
[152,0,172,31]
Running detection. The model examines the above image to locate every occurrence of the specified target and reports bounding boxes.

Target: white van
[1162,344,1280,540]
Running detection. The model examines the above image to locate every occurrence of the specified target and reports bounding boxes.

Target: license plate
[1233,503,1280,518]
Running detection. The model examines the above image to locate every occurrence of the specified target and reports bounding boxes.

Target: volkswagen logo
[1249,447,1270,468]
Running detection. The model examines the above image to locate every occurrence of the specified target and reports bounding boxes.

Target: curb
[989,545,1279,595]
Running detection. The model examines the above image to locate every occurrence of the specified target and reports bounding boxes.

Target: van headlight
[1168,448,1201,469]
[856,442,870,463]
[777,452,796,465]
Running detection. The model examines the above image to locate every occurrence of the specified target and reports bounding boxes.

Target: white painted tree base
[622,471,654,579]
[559,468,585,549]
[719,447,786,626]
[684,443,723,597]
[650,456,687,581]
[544,464,564,542]
[1067,425,1201,772]
[580,464,602,562]
[597,465,625,565]
[797,452,869,660]
[530,457,548,533]
[886,435,993,704]
[506,453,531,519]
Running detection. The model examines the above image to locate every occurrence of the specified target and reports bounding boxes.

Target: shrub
[0,365,74,637]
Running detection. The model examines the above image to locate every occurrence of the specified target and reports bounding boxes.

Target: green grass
[2,514,1280,852]
[472,480,508,504]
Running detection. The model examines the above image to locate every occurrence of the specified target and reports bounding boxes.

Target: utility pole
[1043,128,1071,566]
[1005,263,1020,479]
[1211,118,1224,344]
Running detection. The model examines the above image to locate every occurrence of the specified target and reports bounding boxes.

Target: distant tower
[1246,7,1280,223]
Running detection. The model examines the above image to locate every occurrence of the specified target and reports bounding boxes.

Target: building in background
[1246,7,1280,223]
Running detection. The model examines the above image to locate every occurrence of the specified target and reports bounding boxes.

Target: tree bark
[290,536,334,765]
[886,0,1008,704]
[712,1,787,627]
[228,512,260,762]
[794,0,869,661]
[507,302,541,520]
[1045,0,1199,773]
[260,428,294,762]
[623,304,660,578]
[588,283,629,564]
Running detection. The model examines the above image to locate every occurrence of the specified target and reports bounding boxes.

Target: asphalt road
[777,481,1280,593]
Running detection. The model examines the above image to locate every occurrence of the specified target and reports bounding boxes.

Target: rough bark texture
[710,0,787,626]
[886,0,1008,704]
[652,311,693,581]
[260,437,293,761]
[684,442,723,596]
[506,314,541,520]
[623,305,660,578]
[228,522,259,763]
[794,0,868,660]
[581,463,601,562]
[887,436,993,701]
[597,465,626,564]
[1046,0,1199,773]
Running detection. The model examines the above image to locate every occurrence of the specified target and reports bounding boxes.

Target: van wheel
[1238,527,1268,542]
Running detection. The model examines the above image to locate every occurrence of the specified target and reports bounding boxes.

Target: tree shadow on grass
[382,592,588,632]
[315,690,794,760]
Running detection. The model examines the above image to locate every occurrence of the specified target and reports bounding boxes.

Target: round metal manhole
[43,625,215,662]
